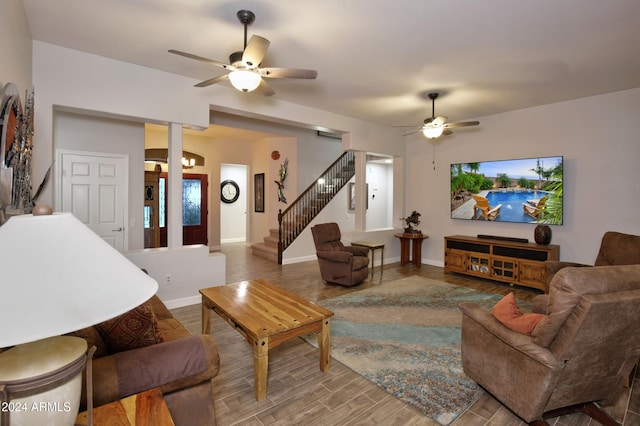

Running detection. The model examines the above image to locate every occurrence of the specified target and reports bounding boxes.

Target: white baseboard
[221,238,246,244]
[162,294,201,309]
[282,254,317,264]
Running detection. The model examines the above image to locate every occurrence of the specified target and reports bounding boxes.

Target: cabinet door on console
[444,249,467,273]
[518,260,547,292]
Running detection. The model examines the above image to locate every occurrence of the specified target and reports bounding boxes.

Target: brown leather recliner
[532,231,640,311]
[459,264,640,424]
[546,231,640,287]
[311,222,369,287]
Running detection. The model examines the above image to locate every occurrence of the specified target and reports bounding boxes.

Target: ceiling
[22,0,640,129]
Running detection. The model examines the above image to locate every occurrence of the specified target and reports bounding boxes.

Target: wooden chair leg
[583,402,620,426]
[537,402,619,426]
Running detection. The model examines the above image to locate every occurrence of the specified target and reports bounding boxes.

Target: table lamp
[0,208,158,425]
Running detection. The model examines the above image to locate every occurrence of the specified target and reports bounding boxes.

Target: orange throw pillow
[492,292,545,335]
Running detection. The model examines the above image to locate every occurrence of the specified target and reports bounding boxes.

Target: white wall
[407,88,640,266]
[125,245,225,309]
[0,0,32,95]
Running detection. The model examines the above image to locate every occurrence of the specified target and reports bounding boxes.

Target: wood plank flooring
[171,243,640,425]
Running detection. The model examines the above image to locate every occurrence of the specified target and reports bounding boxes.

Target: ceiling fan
[169,10,317,96]
[405,93,480,139]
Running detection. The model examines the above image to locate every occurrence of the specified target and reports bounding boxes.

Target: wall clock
[220,179,240,203]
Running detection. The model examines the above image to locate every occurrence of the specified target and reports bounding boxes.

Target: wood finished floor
[171,243,640,425]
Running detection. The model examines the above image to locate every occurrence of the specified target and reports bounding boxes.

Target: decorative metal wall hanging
[274,158,288,203]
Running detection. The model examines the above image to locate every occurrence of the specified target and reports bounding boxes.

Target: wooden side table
[351,241,385,278]
[394,233,429,267]
[76,388,173,425]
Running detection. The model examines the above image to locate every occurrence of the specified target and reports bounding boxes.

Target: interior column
[354,151,367,232]
[168,123,183,248]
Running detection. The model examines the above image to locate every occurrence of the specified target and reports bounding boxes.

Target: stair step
[263,235,279,246]
[251,242,279,262]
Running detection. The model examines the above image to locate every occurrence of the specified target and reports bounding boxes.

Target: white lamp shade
[228,70,262,92]
[422,125,444,139]
[0,212,158,347]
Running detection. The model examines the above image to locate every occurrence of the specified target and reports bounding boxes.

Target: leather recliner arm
[83,334,220,409]
[458,302,562,369]
[316,250,354,263]
[344,246,369,257]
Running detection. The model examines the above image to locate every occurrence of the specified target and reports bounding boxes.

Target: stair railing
[277,151,355,264]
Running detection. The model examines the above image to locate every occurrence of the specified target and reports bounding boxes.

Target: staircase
[251,151,356,264]
[251,228,280,262]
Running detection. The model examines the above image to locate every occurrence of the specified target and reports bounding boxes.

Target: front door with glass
[156,173,208,247]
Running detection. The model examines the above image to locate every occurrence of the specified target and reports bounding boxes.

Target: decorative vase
[534,224,552,245]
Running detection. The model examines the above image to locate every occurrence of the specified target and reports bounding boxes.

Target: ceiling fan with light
[405,93,480,139]
[169,10,317,96]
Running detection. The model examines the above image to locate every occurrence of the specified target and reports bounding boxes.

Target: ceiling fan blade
[444,121,480,128]
[194,74,229,88]
[260,67,318,79]
[242,35,270,67]
[255,78,276,96]
[403,129,421,136]
[168,49,232,69]
[443,128,454,136]
[432,116,448,126]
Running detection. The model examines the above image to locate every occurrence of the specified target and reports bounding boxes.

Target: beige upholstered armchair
[311,222,369,287]
[459,264,640,424]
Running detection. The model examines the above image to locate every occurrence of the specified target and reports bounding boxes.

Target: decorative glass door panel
[467,254,490,277]
[182,178,201,226]
[492,257,517,281]
[158,173,208,246]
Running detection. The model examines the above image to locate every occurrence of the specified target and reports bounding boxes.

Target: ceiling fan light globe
[422,125,444,139]
[229,70,261,92]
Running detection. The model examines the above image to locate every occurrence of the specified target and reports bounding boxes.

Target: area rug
[305,276,517,425]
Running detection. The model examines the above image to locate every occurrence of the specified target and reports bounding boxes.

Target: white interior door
[57,150,128,250]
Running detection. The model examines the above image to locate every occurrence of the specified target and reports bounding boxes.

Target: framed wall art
[254,173,265,213]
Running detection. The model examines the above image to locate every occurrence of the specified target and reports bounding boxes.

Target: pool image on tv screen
[450,156,563,224]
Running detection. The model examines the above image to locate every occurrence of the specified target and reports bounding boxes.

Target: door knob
[112,227,124,232]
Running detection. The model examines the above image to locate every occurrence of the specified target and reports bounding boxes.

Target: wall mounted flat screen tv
[450,156,563,224]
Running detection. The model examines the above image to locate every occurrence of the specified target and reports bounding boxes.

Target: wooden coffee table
[200,279,334,401]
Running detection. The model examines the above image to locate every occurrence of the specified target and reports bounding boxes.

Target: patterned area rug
[306,276,509,425]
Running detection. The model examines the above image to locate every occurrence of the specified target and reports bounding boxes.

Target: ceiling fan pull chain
[433,143,436,170]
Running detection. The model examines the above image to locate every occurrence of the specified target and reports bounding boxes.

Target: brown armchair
[311,222,369,287]
[459,264,640,424]
[532,231,640,311]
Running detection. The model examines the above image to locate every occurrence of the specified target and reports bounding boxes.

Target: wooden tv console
[444,235,559,292]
